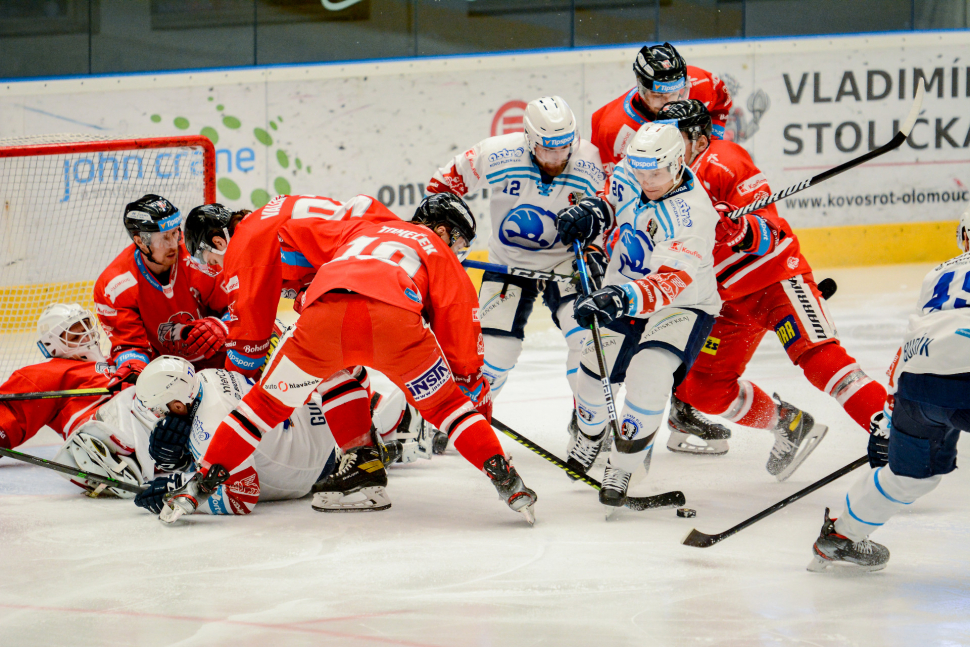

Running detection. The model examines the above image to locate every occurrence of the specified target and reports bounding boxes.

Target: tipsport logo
[61,151,205,202]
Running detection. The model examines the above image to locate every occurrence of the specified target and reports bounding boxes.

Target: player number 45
[924,270,970,312]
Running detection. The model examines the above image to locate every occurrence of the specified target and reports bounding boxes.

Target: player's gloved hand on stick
[557,197,612,247]
[134,473,188,514]
[182,317,228,360]
[867,410,891,468]
[149,414,194,472]
[573,245,609,290]
[455,370,493,423]
[713,201,764,252]
[107,356,148,392]
[574,285,629,329]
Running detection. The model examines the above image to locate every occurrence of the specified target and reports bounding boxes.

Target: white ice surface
[3,264,970,646]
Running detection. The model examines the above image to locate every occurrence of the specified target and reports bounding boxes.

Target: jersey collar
[622,88,651,126]
[134,247,178,297]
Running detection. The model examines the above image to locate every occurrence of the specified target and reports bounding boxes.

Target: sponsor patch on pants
[405,357,452,401]
[774,315,801,349]
[701,335,720,355]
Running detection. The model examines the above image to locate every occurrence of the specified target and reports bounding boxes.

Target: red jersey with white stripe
[93,243,228,366]
[0,359,111,449]
[691,139,810,302]
[221,194,399,375]
[297,220,484,378]
[591,66,733,171]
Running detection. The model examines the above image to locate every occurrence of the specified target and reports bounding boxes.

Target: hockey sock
[200,385,294,475]
[449,411,505,471]
[725,380,778,430]
[834,466,942,542]
[798,344,887,430]
[317,374,372,449]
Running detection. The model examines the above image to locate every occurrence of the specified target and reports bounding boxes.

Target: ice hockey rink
[2,262,969,647]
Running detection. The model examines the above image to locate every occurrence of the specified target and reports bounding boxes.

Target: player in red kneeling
[93,195,229,390]
[160,194,537,524]
[654,100,887,480]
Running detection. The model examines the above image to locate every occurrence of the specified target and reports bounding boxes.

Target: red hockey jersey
[221,194,399,376]
[93,243,228,368]
[0,359,110,449]
[591,66,733,171]
[690,138,810,301]
[298,220,484,378]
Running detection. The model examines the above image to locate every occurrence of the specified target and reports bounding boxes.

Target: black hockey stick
[728,78,925,220]
[492,417,685,511]
[681,455,868,548]
[0,446,147,494]
[0,388,111,402]
[462,259,574,284]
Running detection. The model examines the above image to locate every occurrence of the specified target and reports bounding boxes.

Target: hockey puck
[676,508,696,518]
[818,278,838,300]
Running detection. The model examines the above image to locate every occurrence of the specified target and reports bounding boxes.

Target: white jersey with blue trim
[603,161,721,316]
[428,132,607,271]
[888,253,970,387]
[188,369,335,510]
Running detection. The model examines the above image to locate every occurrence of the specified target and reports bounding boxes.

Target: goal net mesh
[0,134,215,382]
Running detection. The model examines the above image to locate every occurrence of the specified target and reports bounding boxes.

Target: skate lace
[854,539,875,555]
[333,451,358,477]
[770,431,797,459]
[602,466,631,490]
[572,430,604,463]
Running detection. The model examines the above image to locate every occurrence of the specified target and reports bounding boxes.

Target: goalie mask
[625,123,687,200]
[54,421,146,498]
[36,303,105,363]
[134,355,200,419]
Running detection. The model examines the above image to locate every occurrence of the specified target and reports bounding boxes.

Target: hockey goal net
[0,134,216,382]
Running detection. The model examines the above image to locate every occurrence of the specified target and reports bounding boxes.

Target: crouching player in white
[557,123,722,510]
[130,356,338,518]
[426,96,607,437]
[807,213,970,571]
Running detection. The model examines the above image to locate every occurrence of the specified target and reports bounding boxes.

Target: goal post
[0,134,216,381]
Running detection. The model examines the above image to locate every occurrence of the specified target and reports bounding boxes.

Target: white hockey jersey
[888,252,970,389]
[188,369,336,512]
[428,132,608,271]
[604,163,721,316]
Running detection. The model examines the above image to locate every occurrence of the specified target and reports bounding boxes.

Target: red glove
[713,201,761,251]
[454,370,493,423]
[182,318,228,360]
[108,352,149,392]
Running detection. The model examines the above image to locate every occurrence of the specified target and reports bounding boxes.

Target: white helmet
[958,209,970,253]
[134,356,200,419]
[53,421,145,498]
[36,303,105,363]
[523,96,577,155]
[625,122,687,194]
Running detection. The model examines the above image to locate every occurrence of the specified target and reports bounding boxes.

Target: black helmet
[123,194,181,242]
[184,203,233,263]
[633,42,688,93]
[412,193,477,259]
[656,100,712,141]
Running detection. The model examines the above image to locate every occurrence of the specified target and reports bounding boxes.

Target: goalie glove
[556,197,613,247]
[134,473,188,514]
[182,317,228,360]
[149,414,194,472]
[454,370,493,423]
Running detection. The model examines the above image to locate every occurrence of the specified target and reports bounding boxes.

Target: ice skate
[432,431,449,454]
[666,394,731,456]
[565,426,607,479]
[311,446,391,512]
[159,465,230,524]
[600,459,631,519]
[565,409,580,455]
[807,508,889,572]
[766,393,828,481]
[483,454,537,525]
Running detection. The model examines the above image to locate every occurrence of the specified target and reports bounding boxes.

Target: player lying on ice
[556,122,722,512]
[806,212,970,572]
[426,95,606,454]
[651,100,887,479]
[158,194,538,524]
[93,195,236,391]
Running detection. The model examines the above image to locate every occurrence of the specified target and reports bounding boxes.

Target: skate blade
[519,504,536,526]
[775,424,829,482]
[666,431,729,456]
[311,486,392,513]
[604,504,622,521]
[159,503,186,525]
[806,553,887,573]
[806,554,831,572]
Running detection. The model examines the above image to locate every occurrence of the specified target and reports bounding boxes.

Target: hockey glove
[149,414,194,472]
[573,245,609,291]
[867,410,891,469]
[574,285,629,329]
[455,371,493,423]
[134,473,188,514]
[107,354,148,392]
[182,317,228,360]
[557,197,613,247]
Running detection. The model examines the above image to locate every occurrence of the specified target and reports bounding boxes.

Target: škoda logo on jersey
[405,358,452,401]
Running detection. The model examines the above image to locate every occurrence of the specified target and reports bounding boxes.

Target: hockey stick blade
[681,455,868,548]
[729,78,925,220]
[491,417,684,511]
[0,387,111,402]
[0,447,147,494]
